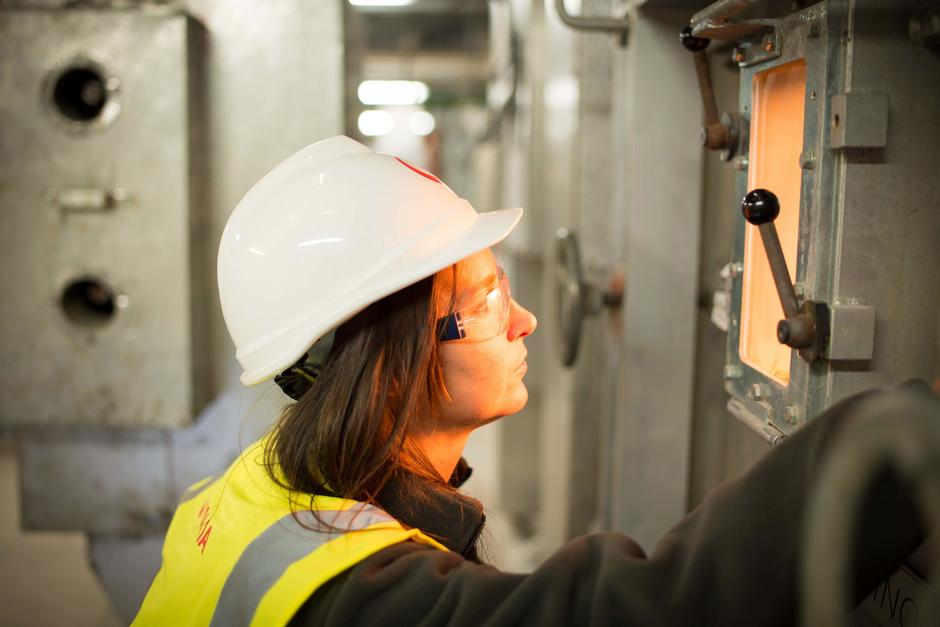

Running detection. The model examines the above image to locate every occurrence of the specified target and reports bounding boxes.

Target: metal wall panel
[0,9,203,427]
[7,1,345,618]
[606,7,704,551]
[722,0,940,440]
[11,0,345,533]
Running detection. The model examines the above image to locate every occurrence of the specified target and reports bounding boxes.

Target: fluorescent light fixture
[544,75,579,109]
[358,110,394,136]
[349,0,415,6]
[408,111,436,136]
[358,80,429,106]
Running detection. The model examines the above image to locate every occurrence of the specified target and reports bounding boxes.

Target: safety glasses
[437,267,512,342]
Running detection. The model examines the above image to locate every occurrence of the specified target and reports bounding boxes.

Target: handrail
[553,0,630,45]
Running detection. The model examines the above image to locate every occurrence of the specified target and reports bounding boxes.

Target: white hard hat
[218,135,523,385]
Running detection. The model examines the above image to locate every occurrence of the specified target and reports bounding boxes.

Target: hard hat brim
[239,206,524,385]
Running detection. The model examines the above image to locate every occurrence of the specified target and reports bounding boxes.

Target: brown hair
[264,268,459,519]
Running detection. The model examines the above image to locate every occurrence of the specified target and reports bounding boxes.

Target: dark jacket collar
[375,457,485,560]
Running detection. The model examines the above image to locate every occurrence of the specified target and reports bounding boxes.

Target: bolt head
[748,383,766,401]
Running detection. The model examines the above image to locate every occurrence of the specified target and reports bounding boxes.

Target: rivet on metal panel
[784,405,801,425]
[748,383,768,401]
[799,151,815,170]
[732,155,748,171]
[724,364,743,380]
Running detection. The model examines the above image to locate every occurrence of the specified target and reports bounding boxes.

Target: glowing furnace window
[739,60,806,385]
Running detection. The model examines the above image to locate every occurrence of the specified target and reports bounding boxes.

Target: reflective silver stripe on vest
[209,505,395,627]
[178,476,216,504]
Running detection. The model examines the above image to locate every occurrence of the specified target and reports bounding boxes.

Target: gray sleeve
[290,385,930,627]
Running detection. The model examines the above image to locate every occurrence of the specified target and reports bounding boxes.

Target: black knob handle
[741,188,780,225]
[680,26,710,51]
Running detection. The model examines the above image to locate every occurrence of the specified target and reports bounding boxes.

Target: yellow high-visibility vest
[133,437,448,627]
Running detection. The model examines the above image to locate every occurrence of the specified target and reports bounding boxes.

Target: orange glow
[739,60,806,385]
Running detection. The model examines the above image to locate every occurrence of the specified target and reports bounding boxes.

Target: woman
[134,136,925,626]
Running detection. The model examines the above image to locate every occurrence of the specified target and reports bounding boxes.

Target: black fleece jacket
[289,384,933,626]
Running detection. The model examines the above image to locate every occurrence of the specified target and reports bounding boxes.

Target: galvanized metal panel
[724,0,843,437]
[7,0,345,618]
[0,9,201,427]
[607,8,703,550]
[13,0,345,525]
[723,0,940,438]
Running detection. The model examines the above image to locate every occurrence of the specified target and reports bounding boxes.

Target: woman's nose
[508,299,537,340]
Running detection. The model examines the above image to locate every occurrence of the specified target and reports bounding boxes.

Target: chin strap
[273,332,335,401]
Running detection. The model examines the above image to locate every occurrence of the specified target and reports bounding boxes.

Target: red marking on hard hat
[395,157,442,184]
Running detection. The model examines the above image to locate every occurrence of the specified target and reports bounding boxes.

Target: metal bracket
[827,303,875,361]
[730,28,782,67]
[830,92,889,150]
[47,187,130,213]
[553,0,630,46]
[690,0,775,42]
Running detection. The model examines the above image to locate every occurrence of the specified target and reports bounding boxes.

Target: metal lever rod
[690,0,761,33]
[758,224,800,319]
[740,188,828,359]
[741,189,799,318]
[680,26,741,155]
[680,27,719,126]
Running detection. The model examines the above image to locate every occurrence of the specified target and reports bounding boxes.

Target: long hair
[264,268,459,520]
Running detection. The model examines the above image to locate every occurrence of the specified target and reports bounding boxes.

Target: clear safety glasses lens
[437,268,511,343]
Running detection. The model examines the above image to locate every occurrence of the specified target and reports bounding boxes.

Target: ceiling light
[358,80,429,106]
[349,0,415,7]
[408,111,436,136]
[358,110,394,136]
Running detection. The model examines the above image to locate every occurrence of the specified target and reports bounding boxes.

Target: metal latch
[48,187,129,213]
